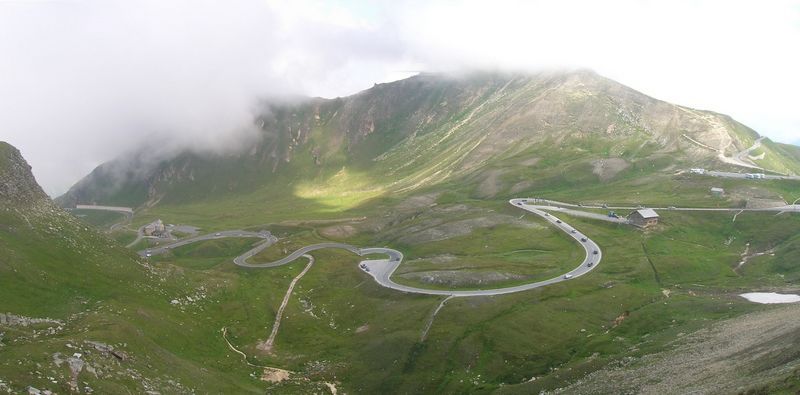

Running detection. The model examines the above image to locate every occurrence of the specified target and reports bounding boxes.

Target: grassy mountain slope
[15,71,800,393]
[0,142,279,393]
[57,70,800,212]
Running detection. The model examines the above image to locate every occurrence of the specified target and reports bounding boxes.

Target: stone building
[627,209,659,228]
[143,219,166,236]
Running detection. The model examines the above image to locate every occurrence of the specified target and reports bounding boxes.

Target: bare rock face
[0,142,50,205]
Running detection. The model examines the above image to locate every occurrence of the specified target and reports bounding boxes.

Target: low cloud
[0,0,408,195]
[1,0,798,195]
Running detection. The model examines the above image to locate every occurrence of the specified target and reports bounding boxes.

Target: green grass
[151,238,263,270]
[754,140,800,175]
[71,208,127,228]
[393,223,581,289]
[97,153,800,393]
[12,74,800,392]
[109,229,138,245]
[7,165,800,393]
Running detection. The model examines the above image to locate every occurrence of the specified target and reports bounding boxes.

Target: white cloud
[1,0,798,195]
[392,0,800,144]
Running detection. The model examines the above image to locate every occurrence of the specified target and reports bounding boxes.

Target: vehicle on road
[137,199,605,297]
[581,237,587,242]
[668,206,676,210]
[593,250,598,255]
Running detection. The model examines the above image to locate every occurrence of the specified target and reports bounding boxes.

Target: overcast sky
[1,0,799,196]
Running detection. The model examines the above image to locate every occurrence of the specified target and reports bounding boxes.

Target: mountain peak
[56,71,800,208]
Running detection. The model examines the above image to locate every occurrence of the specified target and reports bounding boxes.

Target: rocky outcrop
[0,312,63,327]
[0,142,50,205]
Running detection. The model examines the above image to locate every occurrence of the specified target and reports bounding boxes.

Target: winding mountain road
[140,199,602,297]
[138,196,800,296]
[529,198,800,213]
[139,230,273,257]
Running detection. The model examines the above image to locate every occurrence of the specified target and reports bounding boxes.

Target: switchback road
[140,199,602,297]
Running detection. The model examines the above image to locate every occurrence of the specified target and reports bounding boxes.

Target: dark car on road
[580,237,587,242]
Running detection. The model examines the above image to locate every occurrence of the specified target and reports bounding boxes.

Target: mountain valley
[3,71,800,394]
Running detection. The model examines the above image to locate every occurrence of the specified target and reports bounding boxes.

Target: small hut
[627,209,659,228]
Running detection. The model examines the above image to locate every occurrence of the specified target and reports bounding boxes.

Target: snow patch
[740,292,800,304]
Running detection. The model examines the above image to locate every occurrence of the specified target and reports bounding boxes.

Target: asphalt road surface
[139,200,602,297]
[705,170,800,181]
[139,230,272,257]
[528,198,800,213]
[354,199,602,296]
[133,195,800,297]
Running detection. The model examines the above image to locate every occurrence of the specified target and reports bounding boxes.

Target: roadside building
[143,219,166,236]
[627,209,659,228]
[710,187,725,196]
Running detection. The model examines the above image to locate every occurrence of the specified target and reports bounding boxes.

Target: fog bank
[1,0,798,195]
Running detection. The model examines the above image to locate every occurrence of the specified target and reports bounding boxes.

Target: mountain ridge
[56,70,800,209]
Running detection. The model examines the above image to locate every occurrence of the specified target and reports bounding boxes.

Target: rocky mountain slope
[1,142,50,205]
[547,303,800,394]
[57,70,800,209]
[0,142,260,393]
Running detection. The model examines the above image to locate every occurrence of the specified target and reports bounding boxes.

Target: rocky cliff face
[0,142,50,206]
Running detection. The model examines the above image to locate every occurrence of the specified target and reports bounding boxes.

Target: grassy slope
[70,208,126,228]
[41,72,800,392]
[756,139,800,175]
[60,103,800,392]
[0,203,276,392]
[102,166,800,393]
